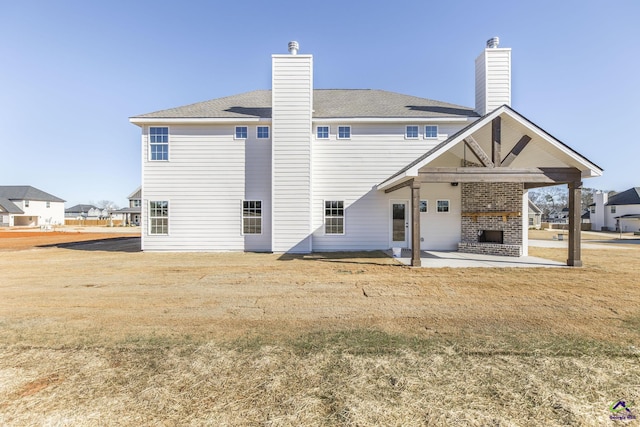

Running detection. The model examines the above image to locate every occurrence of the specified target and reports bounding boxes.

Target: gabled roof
[65,204,98,213]
[0,186,65,203]
[130,89,478,121]
[606,187,640,206]
[378,105,603,190]
[128,186,141,200]
[0,197,23,214]
[528,199,542,214]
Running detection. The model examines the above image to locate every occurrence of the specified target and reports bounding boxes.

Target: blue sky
[1,0,638,207]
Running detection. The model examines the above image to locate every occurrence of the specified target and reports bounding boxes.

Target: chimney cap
[288,41,299,55]
[486,37,500,48]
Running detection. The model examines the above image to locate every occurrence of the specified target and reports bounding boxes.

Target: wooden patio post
[411,179,422,267]
[567,181,583,267]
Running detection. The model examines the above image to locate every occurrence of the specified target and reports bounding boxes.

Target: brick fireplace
[458,182,524,257]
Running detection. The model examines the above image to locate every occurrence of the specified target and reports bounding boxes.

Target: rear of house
[131,39,602,265]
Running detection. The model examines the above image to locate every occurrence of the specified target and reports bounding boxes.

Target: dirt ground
[1,231,639,425]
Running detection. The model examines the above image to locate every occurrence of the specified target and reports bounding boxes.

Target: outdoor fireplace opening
[478,230,503,244]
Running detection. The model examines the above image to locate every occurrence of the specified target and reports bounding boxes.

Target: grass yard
[0,233,639,425]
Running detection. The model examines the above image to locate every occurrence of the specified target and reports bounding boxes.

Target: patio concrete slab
[386,249,565,268]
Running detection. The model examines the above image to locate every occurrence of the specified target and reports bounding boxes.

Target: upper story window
[406,126,419,139]
[242,200,262,234]
[149,201,169,235]
[611,205,616,214]
[437,200,450,213]
[590,206,595,214]
[149,127,169,161]
[257,126,269,139]
[235,126,248,139]
[425,125,438,139]
[132,199,142,208]
[325,201,345,234]
[46,202,50,208]
[317,126,329,139]
[337,126,351,140]
[24,200,30,208]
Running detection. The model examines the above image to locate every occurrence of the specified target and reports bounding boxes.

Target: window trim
[405,125,419,140]
[324,200,345,235]
[316,126,330,139]
[24,200,30,208]
[235,126,248,140]
[436,199,450,213]
[242,200,263,235]
[256,126,270,139]
[424,125,438,139]
[611,205,616,214]
[419,200,428,213]
[46,201,50,208]
[337,126,351,140]
[149,126,169,161]
[148,200,169,235]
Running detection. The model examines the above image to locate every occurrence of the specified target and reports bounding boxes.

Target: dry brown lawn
[0,233,639,426]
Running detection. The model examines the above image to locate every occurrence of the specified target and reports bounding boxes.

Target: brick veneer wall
[458,182,524,257]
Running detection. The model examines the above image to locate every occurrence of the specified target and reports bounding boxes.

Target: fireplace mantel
[462,211,522,222]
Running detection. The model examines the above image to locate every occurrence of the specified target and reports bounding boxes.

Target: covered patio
[385,248,564,268]
[378,105,603,267]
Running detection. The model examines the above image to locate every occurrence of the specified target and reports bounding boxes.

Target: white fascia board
[129,117,266,126]
[312,117,470,124]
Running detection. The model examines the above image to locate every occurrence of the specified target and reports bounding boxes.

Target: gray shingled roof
[607,187,640,206]
[0,197,23,214]
[0,186,65,203]
[65,204,98,213]
[131,89,478,120]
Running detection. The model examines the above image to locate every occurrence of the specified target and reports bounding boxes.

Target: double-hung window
[317,126,329,139]
[150,127,169,161]
[46,202,50,208]
[611,206,616,214]
[437,200,450,213]
[419,200,428,213]
[149,201,169,235]
[257,126,269,139]
[325,201,344,234]
[425,125,438,139]
[406,125,419,139]
[337,126,351,140]
[242,201,262,234]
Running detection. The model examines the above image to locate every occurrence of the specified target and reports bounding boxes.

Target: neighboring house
[528,200,542,229]
[130,39,602,266]
[114,187,142,226]
[65,204,99,219]
[591,187,640,232]
[0,186,65,227]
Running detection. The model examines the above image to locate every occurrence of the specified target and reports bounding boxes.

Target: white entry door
[390,201,409,248]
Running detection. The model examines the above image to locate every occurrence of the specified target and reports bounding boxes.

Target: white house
[130,39,602,266]
[0,186,65,227]
[590,188,640,232]
[113,187,142,226]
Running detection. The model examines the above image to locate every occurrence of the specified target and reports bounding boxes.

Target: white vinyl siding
[141,124,248,251]
[312,122,467,251]
[271,54,313,253]
[475,48,511,115]
[419,184,461,250]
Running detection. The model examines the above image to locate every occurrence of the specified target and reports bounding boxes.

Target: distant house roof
[131,89,479,120]
[0,186,65,203]
[0,197,24,214]
[114,207,141,214]
[581,211,590,220]
[606,187,640,206]
[528,199,542,214]
[65,204,98,213]
[128,186,141,200]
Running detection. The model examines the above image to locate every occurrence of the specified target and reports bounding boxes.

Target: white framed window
[611,205,616,214]
[529,217,534,226]
[590,206,595,214]
[316,126,329,139]
[325,200,345,234]
[235,126,248,139]
[242,200,262,234]
[46,201,50,208]
[133,200,142,208]
[406,125,419,139]
[419,200,428,213]
[24,200,30,208]
[436,200,450,213]
[257,126,269,139]
[149,127,169,161]
[337,126,351,140]
[425,125,438,139]
[149,201,169,235]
